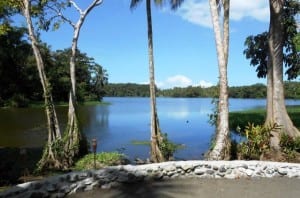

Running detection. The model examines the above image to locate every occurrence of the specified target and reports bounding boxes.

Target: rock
[46,184,56,192]
[50,192,65,198]
[245,169,254,177]
[224,174,236,179]
[22,190,49,198]
[194,168,206,175]
[83,178,94,185]
[67,173,78,182]
[206,170,215,175]
[163,164,176,172]
[219,166,227,173]
[278,168,288,175]
[216,172,225,177]
[116,173,129,182]
[101,183,112,189]
[181,164,193,172]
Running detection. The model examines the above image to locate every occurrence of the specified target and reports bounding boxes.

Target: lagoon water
[1,97,300,160]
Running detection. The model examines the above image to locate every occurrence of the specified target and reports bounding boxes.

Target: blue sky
[34,0,276,88]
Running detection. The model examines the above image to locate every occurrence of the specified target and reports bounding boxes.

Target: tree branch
[69,0,83,15]
[46,4,76,28]
[81,0,103,17]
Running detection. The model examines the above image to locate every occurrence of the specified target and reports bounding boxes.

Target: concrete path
[69,177,300,198]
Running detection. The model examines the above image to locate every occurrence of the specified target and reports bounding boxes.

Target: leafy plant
[159,133,181,160]
[280,133,300,153]
[238,123,280,159]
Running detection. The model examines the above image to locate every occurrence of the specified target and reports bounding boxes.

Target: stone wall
[1,160,300,198]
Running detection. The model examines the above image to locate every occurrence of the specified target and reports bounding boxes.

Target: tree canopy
[0,26,108,107]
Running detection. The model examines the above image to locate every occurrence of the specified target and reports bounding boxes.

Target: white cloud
[166,75,193,87]
[230,0,269,22]
[152,74,213,89]
[177,0,212,28]
[198,80,213,88]
[176,0,269,28]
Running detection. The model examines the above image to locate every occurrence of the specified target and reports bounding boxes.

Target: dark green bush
[9,94,29,107]
[280,133,300,153]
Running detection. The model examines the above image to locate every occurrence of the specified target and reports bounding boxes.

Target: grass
[229,105,300,132]
[131,140,151,145]
[28,100,110,108]
[74,152,127,170]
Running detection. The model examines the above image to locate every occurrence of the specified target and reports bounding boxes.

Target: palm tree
[130,0,183,162]
[207,0,230,160]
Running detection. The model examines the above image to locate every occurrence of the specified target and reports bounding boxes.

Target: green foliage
[280,133,300,153]
[294,33,300,52]
[229,106,300,132]
[0,27,108,107]
[9,94,29,108]
[208,98,219,126]
[74,152,127,170]
[229,109,265,132]
[243,0,300,80]
[238,123,279,160]
[159,133,180,160]
[131,140,151,145]
[105,83,150,97]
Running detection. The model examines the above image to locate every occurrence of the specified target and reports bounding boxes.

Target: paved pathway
[69,177,300,198]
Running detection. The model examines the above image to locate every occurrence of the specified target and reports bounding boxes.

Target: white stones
[245,169,254,177]
[278,168,288,175]
[194,167,206,175]
[181,163,193,171]
[1,161,300,197]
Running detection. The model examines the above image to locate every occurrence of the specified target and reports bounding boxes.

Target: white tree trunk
[63,0,103,166]
[208,0,230,160]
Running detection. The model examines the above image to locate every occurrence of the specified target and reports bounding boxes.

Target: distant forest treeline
[104,82,300,99]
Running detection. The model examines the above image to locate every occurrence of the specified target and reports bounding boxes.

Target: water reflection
[1,97,300,161]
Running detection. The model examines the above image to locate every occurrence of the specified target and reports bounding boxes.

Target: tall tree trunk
[146,0,165,163]
[22,0,62,170]
[62,0,102,167]
[268,0,300,149]
[63,13,86,167]
[207,0,230,160]
[265,58,273,125]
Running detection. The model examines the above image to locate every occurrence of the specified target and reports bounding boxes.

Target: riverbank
[229,105,300,131]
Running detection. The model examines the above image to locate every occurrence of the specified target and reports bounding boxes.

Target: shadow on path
[69,177,300,198]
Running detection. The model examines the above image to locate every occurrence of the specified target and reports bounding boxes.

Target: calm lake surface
[1,97,300,160]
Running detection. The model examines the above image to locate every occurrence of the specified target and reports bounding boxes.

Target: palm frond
[169,0,184,10]
[130,0,143,9]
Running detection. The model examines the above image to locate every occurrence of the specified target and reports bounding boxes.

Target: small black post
[92,138,97,169]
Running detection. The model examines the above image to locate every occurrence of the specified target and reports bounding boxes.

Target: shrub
[238,123,279,160]
[9,94,29,107]
[160,133,181,160]
[280,133,300,153]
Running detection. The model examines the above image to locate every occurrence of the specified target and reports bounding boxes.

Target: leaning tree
[2,0,65,170]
